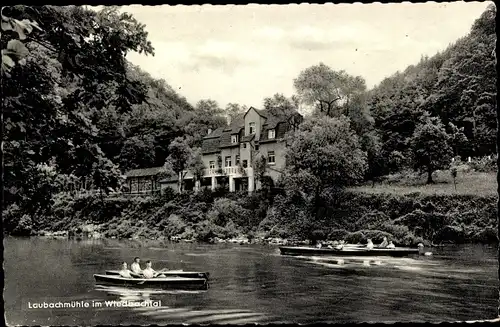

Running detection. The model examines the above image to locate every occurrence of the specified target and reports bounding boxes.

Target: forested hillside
[2,5,497,243]
[368,4,496,174]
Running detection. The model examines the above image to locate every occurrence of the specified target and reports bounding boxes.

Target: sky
[122,2,493,109]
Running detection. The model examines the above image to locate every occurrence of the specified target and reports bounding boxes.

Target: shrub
[194,220,224,242]
[345,231,365,244]
[327,229,349,241]
[13,214,34,236]
[468,155,497,173]
[162,214,187,237]
[434,225,466,243]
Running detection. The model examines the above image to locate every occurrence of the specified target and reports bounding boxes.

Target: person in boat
[366,239,374,250]
[130,257,143,275]
[119,262,132,278]
[142,260,166,279]
[387,241,396,249]
[316,242,322,249]
[379,237,389,248]
[335,242,344,250]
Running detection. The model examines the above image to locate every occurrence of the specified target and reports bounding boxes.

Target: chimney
[207,128,212,135]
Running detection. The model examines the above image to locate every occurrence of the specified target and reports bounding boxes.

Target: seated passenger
[119,262,132,278]
[142,261,166,279]
[316,242,322,249]
[366,239,374,250]
[387,241,396,249]
[130,257,142,275]
[379,237,389,248]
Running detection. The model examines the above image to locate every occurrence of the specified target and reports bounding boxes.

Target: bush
[468,155,497,173]
[434,225,466,243]
[194,220,224,242]
[162,214,187,237]
[345,231,365,244]
[327,229,349,241]
[13,214,34,236]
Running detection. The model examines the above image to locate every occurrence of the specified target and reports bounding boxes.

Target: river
[3,237,498,325]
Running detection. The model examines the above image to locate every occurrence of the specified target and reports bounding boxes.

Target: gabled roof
[244,106,268,119]
[125,166,164,178]
[201,107,303,153]
[204,127,224,139]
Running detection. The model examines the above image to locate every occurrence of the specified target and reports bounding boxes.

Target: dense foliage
[2,5,496,244]
[368,4,496,174]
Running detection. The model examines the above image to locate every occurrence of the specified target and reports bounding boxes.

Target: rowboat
[279,246,420,257]
[105,270,210,280]
[94,274,209,290]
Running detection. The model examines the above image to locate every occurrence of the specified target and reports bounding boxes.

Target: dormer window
[231,134,239,144]
[249,122,256,135]
[268,129,275,139]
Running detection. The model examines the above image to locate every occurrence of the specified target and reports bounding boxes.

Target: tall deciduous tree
[164,137,192,193]
[188,148,206,192]
[294,63,372,134]
[285,116,367,220]
[263,93,299,118]
[225,103,247,124]
[410,115,453,184]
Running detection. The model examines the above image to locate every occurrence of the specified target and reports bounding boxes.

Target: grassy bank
[351,170,496,196]
[4,170,497,246]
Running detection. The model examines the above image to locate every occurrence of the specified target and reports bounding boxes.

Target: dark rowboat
[105,270,209,280]
[94,274,209,290]
[279,246,420,257]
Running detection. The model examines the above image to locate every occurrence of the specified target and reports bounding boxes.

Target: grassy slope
[350,170,497,197]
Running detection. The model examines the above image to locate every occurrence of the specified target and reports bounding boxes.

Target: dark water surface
[4,237,498,325]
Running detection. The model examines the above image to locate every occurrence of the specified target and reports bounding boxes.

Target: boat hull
[105,270,209,280]
[279,246,420,257]
[94,274,209,290]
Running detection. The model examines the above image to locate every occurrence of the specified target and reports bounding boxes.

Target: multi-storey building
[129,107,302,194]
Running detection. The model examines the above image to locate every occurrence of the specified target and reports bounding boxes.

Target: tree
[360,130,386,186]
[285,116,367,220]
[253,152,268,188]
[182,99,227,147]
[164,137,192,193]
[2,5,155,211]
[447,122,468,158]
[263,93,299,118]
[225,103,246,124]
[409,115,453,184]
[294,63,372,134]
[188,148,205,192]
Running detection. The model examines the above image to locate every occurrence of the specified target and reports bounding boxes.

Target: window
[249,122,256,135]
[243,143,247,149]
[268,129,276,139]
[242,160,248,168]
[255,145,259,151]
[268,151,275,165]
[235,155,240,165]
[225,156,232,167]
[209,161,215,169]
[231,134,239,144]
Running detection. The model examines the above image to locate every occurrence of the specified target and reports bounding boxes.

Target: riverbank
[4,173,497,246]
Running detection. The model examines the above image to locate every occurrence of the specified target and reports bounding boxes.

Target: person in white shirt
[387,241,396,249]
[119,262,132,278]
[142,261,166,279]
[366,239,374,250]
[130,257,142,275]
[379,237,389,248]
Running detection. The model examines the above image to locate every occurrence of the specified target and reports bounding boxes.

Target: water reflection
[4,238,497,325]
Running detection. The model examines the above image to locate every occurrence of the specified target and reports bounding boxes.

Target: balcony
[203,166,253,177]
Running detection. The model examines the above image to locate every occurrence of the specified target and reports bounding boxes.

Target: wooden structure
[124,167,164,195]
